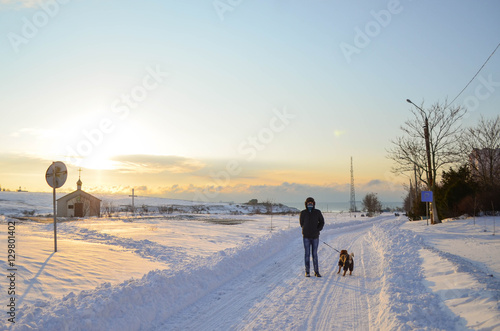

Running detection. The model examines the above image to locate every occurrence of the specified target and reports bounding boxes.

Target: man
[300,197,325,277]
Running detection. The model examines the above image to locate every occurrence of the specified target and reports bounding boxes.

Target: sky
[0,0,499,204]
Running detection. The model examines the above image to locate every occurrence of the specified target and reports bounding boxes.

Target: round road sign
[45,161,68,189]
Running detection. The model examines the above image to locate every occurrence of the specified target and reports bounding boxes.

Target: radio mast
[350,157,357,212]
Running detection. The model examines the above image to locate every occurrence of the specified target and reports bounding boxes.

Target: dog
[337,249,354,276]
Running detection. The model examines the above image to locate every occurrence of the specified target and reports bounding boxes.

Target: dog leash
[322,241,340,252]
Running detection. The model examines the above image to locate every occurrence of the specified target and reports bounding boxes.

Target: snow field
[0,204,498,330]
[12,224,300,330]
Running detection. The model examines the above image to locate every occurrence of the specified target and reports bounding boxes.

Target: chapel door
[74,203,83,217]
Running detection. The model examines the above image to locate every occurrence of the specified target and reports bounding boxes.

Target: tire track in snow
[240,220,378,330]
[307,221,375,330]
[359,234,381,329]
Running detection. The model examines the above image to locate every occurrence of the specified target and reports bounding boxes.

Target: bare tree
[262,199,274,214]
[461,115,500,188]
[362,193,382,217]
[387,101,467,223]
[101,200,117,217]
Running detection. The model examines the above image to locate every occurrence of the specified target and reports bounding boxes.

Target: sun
[63,152,119,171]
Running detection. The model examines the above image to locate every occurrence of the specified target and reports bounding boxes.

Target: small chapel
[57,173,101,218]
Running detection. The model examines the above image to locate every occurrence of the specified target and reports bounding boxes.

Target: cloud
[364,179,383,187]
[0,153,51,172]
[150,181,354,204]
[135,180,402,205]
[0,153,56,191]
[0,152,405,204]
[360,179,402,192]
[10,127,60,139]
[111,154,206,174]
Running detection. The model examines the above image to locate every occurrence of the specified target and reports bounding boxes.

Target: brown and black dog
[337,250,354,276]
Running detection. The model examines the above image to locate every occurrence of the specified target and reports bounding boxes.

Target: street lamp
[406,99,435,224]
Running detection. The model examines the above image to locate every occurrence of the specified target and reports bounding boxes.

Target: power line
[447,42,500,108]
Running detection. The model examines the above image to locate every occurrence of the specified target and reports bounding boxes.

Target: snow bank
[420,248,500,330]
[12,227,299,331]
[368,220,466,330]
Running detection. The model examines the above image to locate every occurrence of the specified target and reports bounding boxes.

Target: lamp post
[406,99,435,224]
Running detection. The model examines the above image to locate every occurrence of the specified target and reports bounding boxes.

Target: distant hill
[0,192,299,217]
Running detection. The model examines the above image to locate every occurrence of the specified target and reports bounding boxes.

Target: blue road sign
[421,191,433,202]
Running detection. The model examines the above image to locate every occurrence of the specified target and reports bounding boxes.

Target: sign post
[421,191,433,226]
[45,162,67,252]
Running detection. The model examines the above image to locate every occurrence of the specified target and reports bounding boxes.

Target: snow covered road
[147,215,477,331]
[153,218,380,330]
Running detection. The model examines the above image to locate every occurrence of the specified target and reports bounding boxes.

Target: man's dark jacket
[300,208,325,239]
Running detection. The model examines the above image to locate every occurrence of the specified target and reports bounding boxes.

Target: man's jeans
[303,237,319,273]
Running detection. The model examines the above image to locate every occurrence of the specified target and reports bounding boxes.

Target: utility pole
[129,188,138,215]
[423,116,435,223]
[409,178,413,216]
[407,99,439,224]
